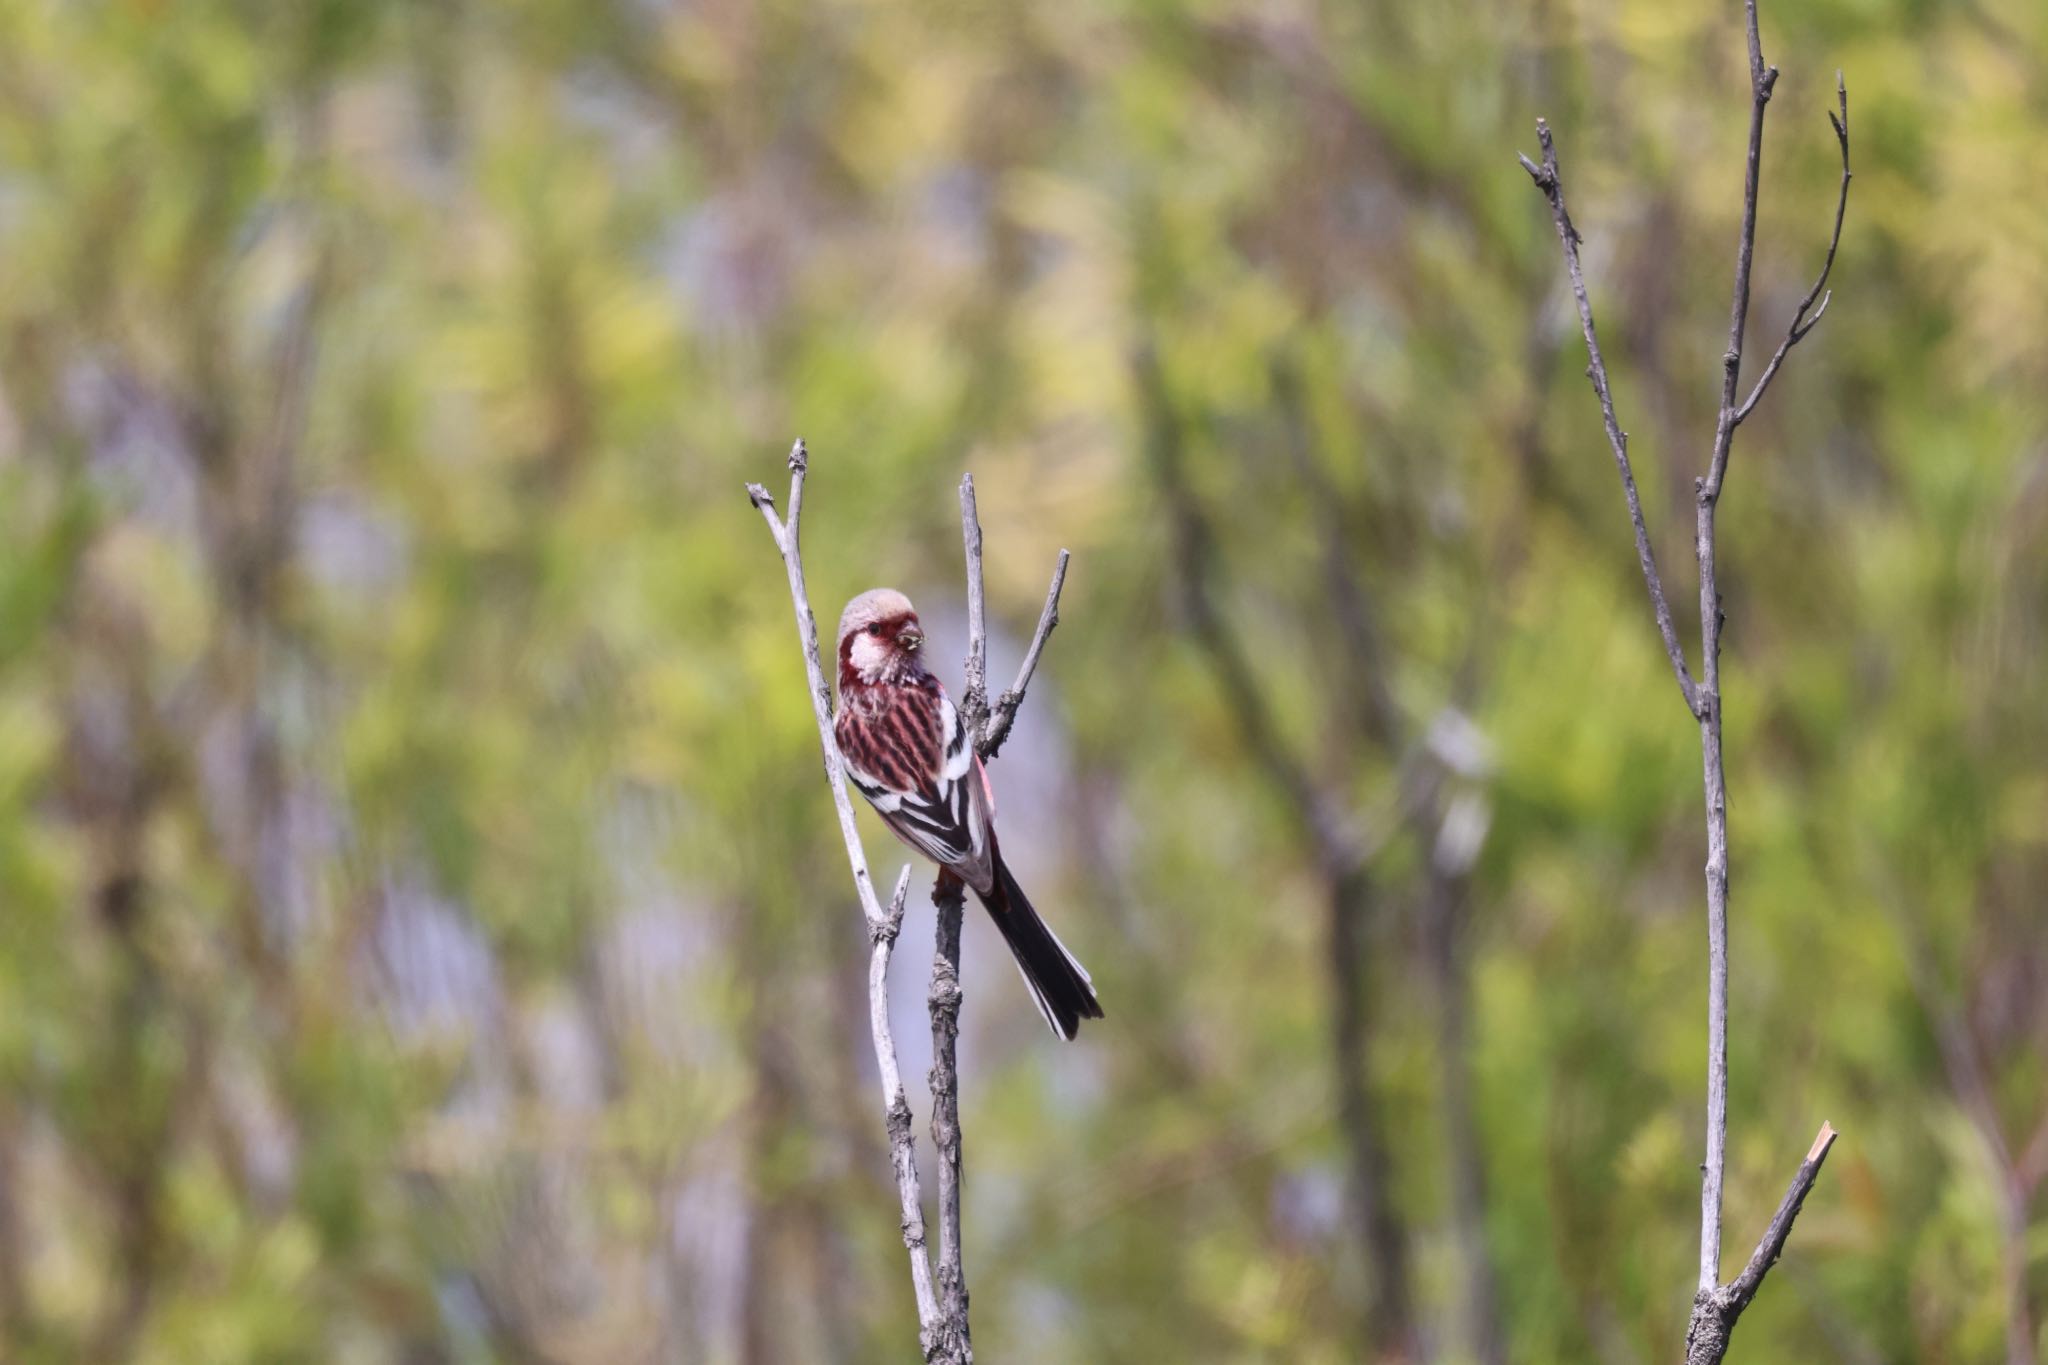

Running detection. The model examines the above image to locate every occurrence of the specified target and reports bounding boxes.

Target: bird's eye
[867,624,883,636]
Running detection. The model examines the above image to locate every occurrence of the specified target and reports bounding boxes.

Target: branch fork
[959,474,1070,761]
[1518,3,1851,1358]
[1685,1124,1839,1363]
[749,447,1069,1365]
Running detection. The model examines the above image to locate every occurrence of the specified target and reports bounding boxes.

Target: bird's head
[837,588,926,685]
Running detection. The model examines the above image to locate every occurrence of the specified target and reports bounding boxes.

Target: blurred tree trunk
[1327,867,1419,1358]
[62,601,173,1362]
[1138,344,1421,1357]
[1421,846,1504,1365]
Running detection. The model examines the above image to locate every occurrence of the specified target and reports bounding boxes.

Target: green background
[0,0,2043,1359]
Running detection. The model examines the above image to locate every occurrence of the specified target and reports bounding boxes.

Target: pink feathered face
[842,611,923,679]
[837,589,925,684]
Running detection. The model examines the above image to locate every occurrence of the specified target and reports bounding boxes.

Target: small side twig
[983,551,1069,760]
[1684,1124,1839,1365]
[747,441,947,1355]
[954,478,1064,765]
[1733,74,1852,428]
[960,474,1070,762]
[1517,124,1702,719]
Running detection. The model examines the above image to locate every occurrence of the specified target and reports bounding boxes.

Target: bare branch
[904,479,1001,1363]
[1684,1124,1840,1365]
[1692,0,1786,1294]
[747,441,944,1349]
[1517,122,1702,718]
[956,473,1069,763]
[1521,0,1849,1352]
[1701,0,1778,505]
[958,475,991,750]
[928,874,972,1362]
[1734,75,1853,428]
[982,551,1069,760]
[1729,1123,1839,1304]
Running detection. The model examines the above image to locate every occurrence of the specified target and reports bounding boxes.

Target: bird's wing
[838,684,994,889]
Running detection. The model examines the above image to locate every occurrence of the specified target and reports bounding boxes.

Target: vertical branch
[958,476,991,750]
[913,476,989,1363]
[755,450,1063,1362]
[871,869,948,1360]
[962,473,1069,762]
[746,443,946,1353]
[1518,3,1852,1357]
[926,470,1071,1362]
[1693,5,1780,1291]
[1328,865,1418,1359]
[927,873,971,1363]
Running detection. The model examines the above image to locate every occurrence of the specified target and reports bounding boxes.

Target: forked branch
[747,441,951,1358]
[1684,1125,1840,1364]
[750,451,1069,1364]
[1735,75,1853,428]
[960,473,1070,761]
[1517,2,1849,1358]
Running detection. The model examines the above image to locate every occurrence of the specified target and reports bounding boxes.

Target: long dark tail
[979,858,1104,1040]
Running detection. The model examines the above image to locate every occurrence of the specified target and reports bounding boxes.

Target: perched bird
[833,588,1103,1039]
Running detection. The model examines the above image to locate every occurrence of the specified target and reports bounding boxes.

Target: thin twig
[1734,75,1852,428]
[746,440,946,1352]
[1517,124,1702,719]
[958,476,991,749]
[1728,1124,1839,1306]
[957,473,1070,763]
[1684,1125,1839,1365]
[983,551,1070,760]
[1700,0,1779,504]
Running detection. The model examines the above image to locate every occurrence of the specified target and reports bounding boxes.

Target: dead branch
[746,442,947,1355]
[1517,2,1851,1356]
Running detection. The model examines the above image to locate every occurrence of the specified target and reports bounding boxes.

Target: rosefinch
[834,588,1103,1039]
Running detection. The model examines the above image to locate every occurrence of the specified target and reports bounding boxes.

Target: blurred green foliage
[0,0,2045,1360]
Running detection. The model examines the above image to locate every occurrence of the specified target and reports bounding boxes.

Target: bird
[833,588,1103,1039]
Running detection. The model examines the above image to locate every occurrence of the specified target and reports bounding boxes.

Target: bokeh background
[2,0,2045,1360]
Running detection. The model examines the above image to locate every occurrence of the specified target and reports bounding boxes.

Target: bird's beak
[900,627,923,652]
